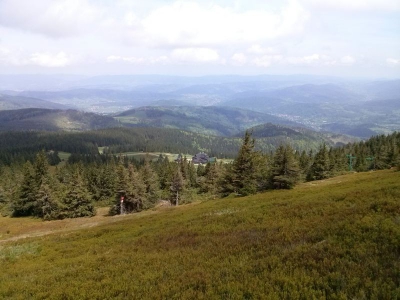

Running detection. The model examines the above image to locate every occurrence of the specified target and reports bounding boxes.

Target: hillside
[0,108,119,131]
[116,106,301,136]
[242,123,357,147]
[0,94,68,111]
[223,83,400,137]
[0,170,398,298]
[0,127,243,160]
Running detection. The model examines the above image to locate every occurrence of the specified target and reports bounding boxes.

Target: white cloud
[247,45,278,55]
[0,47,73,67]
[340,55,356,65]
[106,55,169,65]
[287,54,321,65]
[0,0,104,38]
[386,58,400,66]
[251,53,342,67]
[304,0,400,12]
[126,1,309,48]
[171,48,220,63]
[29,52,72,67]
[231,53,247,66]
[252,55,283,67]
[0,46,17,65]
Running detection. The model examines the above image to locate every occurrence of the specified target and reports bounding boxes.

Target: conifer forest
[0,130,398,220]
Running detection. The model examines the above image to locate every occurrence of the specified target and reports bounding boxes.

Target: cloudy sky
[0,0,399,78]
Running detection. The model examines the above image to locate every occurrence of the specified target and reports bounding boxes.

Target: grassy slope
[0,170,399,299]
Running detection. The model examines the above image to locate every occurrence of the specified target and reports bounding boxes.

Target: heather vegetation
[0,169,398,298]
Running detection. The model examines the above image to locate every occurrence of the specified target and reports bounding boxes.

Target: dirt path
[0,206,169,244]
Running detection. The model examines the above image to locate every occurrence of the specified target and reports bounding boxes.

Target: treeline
[0,131,398,220]
[0,128,241,165]
[0,126,341,166]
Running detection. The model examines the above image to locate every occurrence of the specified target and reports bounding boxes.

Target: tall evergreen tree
[270,144,300,189]
[140,154,160,206]
[231,130,258,196]
[309,143,330,180]
[170,166,184,206]
[34,150,49,188]
[12,161,37,216]
[62,172,95,218]
[35,176,63,220]
[202,162,223,199]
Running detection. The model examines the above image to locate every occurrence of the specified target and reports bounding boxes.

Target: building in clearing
[192,152,216,164]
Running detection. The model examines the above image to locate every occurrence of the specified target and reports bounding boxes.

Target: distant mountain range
[0,74,399,138]
[0,94,68,110]
[0,108,119,131]
[116,106,302,136]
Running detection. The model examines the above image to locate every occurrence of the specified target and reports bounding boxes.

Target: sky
[0,0,399,78]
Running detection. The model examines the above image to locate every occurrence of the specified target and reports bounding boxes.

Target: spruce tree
[309,143,330,180]
[12,161,37,216]
[170,166,184,206]
[127,163,146,209]
[62,172,95,218]
[35,176,63,220]
[270,144,300,189]
[231,130,257,196]
[140,155,160,206]
[34,150,49,188]
[202,162,223,199]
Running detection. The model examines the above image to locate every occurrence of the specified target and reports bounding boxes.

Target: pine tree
[170,166,184,206]
[231,130,257,196]
[0,186,5,204]
[127,163,146,209]
[140,154,160,206]
[34,150,49,188]
[62,172,95,218]
[35,176,63,220]
[156,155,173,191]
[309,143,330,180]
[97,163,117,202]
[187,161,197,188]
[111,161,131,215]
[270,144,300,189]
[12,161,37,216]
[202,162,223,199]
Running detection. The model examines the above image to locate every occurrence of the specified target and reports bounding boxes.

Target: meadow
[0,170,399,299]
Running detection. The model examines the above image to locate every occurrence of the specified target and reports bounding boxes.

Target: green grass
[57,151,71,161]
[0,170,399,299]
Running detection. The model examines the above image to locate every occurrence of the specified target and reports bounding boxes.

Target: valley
[1,75,399,139]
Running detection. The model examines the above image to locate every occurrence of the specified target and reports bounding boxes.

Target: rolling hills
[0,94,68,111]
[1,75,399,138]
[0,124,346,161]
[115,106,302,136]
[0,169,398,298]
[0,108,119,131]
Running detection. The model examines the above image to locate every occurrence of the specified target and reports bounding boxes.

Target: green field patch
[58,151,71,161]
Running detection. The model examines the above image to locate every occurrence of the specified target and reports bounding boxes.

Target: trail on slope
[0,206,169,244]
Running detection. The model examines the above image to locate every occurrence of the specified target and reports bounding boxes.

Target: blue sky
[0,0,399,78]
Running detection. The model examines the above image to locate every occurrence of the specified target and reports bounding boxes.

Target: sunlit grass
[1,170,399,299]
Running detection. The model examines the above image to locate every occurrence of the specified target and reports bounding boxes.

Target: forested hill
[0,94,68,111]
[0,108,119,131]
[240,123,357,148]
[0,126,346,165]
[115,106,301,136]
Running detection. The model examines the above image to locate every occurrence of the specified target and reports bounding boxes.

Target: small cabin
[191,152,217,164]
